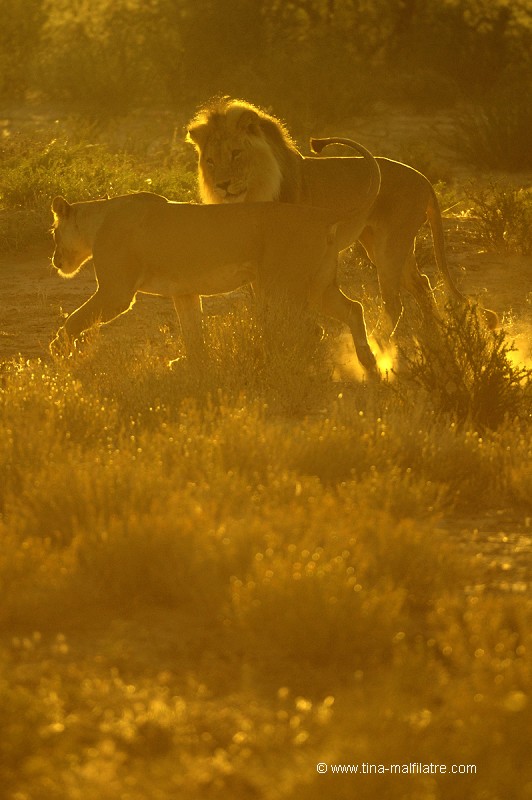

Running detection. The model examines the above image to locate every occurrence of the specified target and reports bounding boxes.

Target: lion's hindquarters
[302,159,380,252]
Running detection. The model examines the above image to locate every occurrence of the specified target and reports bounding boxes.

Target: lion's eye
[205,158,215,169]
[231,149,242,161]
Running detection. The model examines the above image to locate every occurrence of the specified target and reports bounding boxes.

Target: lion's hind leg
[402,249,441,324]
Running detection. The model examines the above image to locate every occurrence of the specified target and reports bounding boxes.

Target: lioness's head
[50,196,94,277]
[186,97,297,204]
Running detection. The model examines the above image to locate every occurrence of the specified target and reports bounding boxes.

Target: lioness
[186,96,498,334]
[49,192,379,374]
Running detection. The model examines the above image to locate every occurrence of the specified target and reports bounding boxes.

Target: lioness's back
[96,198,335,278]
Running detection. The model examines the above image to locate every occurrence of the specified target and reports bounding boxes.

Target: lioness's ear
[51,196,71,218]
[236,108,260,135]
[186,123,208,150]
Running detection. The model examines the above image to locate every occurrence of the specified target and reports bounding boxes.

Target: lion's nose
[216,180,231,192]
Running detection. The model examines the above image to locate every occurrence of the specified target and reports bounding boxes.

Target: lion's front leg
[172,293,206,363]
[50,286,136,354]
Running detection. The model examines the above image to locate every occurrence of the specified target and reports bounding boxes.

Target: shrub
[464,182,532,256]
[398,305,532,429]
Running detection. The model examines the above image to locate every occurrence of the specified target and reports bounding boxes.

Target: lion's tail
[427,189,499,330]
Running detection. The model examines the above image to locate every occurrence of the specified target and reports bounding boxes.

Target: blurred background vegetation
[1,0,531,124]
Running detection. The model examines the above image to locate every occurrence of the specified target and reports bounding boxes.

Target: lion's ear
[186,123,208,150]
[236,108,260,135]
[51,196,71,218]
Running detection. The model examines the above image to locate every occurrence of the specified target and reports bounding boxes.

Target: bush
[465,182,532,256]
[398,305,532,429]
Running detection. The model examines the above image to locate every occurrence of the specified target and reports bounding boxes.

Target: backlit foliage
[0,315,531,798]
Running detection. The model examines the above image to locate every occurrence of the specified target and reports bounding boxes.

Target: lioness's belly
[138,261,257,297]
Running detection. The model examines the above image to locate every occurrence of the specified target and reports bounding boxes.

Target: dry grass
[1,300,531,799]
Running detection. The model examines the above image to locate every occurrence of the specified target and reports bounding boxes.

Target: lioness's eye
[206,158,215,168]
[232,149,242,161]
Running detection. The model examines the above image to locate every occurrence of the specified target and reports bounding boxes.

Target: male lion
[49,192,380,375]
[186,96,498,334]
